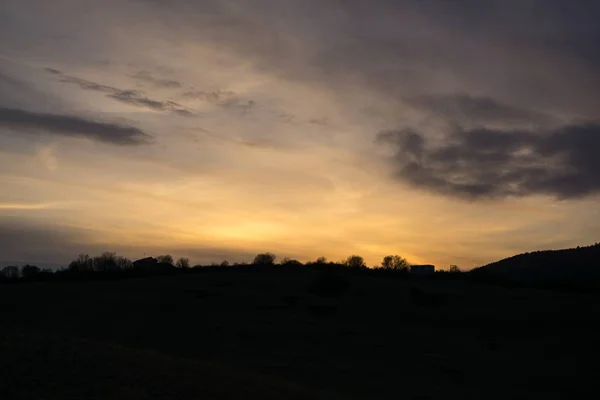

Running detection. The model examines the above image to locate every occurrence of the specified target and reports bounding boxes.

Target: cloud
[0,107,151,145]
[183,89,255,114]
[377,122,600,200]
[407,94,556,128]
[43,67,61,75]
[183,89,238,106]
[0,203,55,210]
[107,90,194,116]
[131,70,181,88]
[47,69,194,116]
[143,0,600,119]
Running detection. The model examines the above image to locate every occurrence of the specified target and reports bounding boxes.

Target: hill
[471,242,600,288]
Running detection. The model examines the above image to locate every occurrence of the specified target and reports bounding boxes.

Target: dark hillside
[471,243,600,288]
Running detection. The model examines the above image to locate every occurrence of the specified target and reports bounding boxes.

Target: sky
[1,0,599,269]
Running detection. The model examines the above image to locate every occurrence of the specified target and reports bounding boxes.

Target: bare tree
[381,255,410,271]
[253,252,276,265]
[116,256,133,269]
[93,252,119,272]
[68,254,93,272]
[315,256,328,264]
[176,257,190,269]
[345,255,366,269]
[157,254,174,265]
[220,260,230,267]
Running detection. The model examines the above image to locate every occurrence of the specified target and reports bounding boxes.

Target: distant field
[2,267,599,399]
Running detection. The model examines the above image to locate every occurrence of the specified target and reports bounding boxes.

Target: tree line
[1,251,455,282]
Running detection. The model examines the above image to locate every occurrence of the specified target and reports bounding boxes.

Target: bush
[280,257,303,266]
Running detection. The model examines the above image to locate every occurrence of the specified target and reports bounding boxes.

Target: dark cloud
[46,69,194,116]
[141,0,600,119]
[43,67,61,75]
[407,94,556,128]
[0,107,151,145]
[377,122,600,200]
[131,70,182,88]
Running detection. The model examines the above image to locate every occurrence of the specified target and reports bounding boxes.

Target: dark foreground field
[2,267,599,399]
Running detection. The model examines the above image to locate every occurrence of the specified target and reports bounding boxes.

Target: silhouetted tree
[157,254,174,265]
[381,255,409,271]
[220,260,230,267]
[253,253,276,265]
[345,255,366,269]
[116,256,133,270]
[176,257,190,269]
[93,252,120,272]
[281,257,303,266]
[68,254,93,272]
[1,265,19,279]
[315,256,328,264]
[21,265,41,278]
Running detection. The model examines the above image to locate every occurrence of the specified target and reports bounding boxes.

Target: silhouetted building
[133,257,158,269]
[410,264,435,275]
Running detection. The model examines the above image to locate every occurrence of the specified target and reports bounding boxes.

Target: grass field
[2,267,599,399]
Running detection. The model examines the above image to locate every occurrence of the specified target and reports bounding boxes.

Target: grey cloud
[407,94,556,128]
[131,70,182,88]
[141,0,600,119]
[377,122,600,200]
[46,69,194,116]
[0,107,151,145]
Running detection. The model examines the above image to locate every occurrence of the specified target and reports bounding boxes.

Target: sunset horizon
[2,0,599,271]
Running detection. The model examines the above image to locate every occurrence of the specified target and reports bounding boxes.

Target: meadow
[2,265,599,399]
